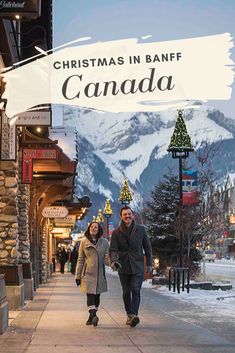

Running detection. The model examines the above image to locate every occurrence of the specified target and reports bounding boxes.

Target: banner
[2,33,234,120]
[182,170,198,206]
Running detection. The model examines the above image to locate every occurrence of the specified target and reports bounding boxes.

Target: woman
[75,222,110,326]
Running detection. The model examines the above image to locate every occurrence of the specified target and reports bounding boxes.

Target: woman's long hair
[84,222,103,243]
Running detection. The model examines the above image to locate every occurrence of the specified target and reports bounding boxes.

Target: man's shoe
[126,314,132,325]
[130,315,140,327]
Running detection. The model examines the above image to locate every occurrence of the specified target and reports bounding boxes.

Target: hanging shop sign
[0,110,16,160]
[0,110,51,161]
[14,110,51,126]
[0,0,41,19]
[22,148,57,184]
[51,227,71,234]
[54,215,76,226]
[42,206,69,219]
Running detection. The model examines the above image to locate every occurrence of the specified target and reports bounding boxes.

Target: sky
[53,0,235,119]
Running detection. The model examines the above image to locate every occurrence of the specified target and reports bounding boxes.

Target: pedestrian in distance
[70,242,80,275]
[75,222,110,326]
[59,247,68,274]
[110,206,152,327]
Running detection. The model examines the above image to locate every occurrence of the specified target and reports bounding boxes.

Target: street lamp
[119,179,133,205]
[167,109,194,268]
[103,198,113,240]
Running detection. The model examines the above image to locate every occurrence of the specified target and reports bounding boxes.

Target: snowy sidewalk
[0,272,234,353]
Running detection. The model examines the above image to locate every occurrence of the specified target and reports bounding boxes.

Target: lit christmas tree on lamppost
[97,209,104,223]
[103,198,113,240]
[119,179,133,205]
[167,109,194,268]
[93,215,98,222]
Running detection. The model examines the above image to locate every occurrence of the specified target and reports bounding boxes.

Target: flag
[182,170,198,205]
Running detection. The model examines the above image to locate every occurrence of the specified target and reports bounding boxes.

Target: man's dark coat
[110,221,152,274]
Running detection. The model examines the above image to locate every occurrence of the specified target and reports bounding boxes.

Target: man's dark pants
[118,273,144,316]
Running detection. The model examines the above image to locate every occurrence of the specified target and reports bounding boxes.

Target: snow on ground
[154,259,235,322]
[156,282,235,307]
[155,284,235,324]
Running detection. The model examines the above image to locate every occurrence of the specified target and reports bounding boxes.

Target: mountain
[61,104,235,223]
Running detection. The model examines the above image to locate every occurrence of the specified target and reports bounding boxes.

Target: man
[110,206,152,327]
[70,241,80,275]
[59,247,68,274]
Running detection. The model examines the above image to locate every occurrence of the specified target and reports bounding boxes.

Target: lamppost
[119,179,133,205]
[167,109,194,268]
[103,198,113,240]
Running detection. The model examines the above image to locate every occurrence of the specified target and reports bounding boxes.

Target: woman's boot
[92,309,99,327]
[86,310,94,325]
[86,309,99,326]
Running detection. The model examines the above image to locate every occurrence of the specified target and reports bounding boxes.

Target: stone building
[0,1,91,324]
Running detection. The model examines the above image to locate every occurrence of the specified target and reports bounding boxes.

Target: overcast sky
[53,0,235,118]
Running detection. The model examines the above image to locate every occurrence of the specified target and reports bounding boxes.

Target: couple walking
[75,206,152,327]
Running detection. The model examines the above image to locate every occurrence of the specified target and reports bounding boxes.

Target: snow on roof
[49,126,77,160]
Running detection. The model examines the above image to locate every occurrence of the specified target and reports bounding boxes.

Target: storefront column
[0,161,24,310]
[18,183,34,300]
[41,224,47,283]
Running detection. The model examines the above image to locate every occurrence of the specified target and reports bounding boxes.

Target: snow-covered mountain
[58,104,235,219]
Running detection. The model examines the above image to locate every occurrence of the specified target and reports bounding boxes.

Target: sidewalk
[0,273,234,353]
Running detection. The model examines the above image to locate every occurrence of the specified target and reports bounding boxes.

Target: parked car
[204,250,216,262]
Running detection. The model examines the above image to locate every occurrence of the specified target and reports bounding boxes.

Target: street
[205,259,235,286]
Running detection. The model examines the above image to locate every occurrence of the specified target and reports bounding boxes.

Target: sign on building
[0,0,41,19]
[14,110,51,126]
[22,148,57,183]
[42,206,69,219]
[0,110,52,161]
[54,215,76,226]
[51,227,71,234]
[0,111,16,160]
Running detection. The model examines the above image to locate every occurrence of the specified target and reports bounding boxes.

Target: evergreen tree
[144,172,202,272]
[103,198,113,217]
[168,109,194,152]
[145,174,179,240]
[119,179,133,204]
